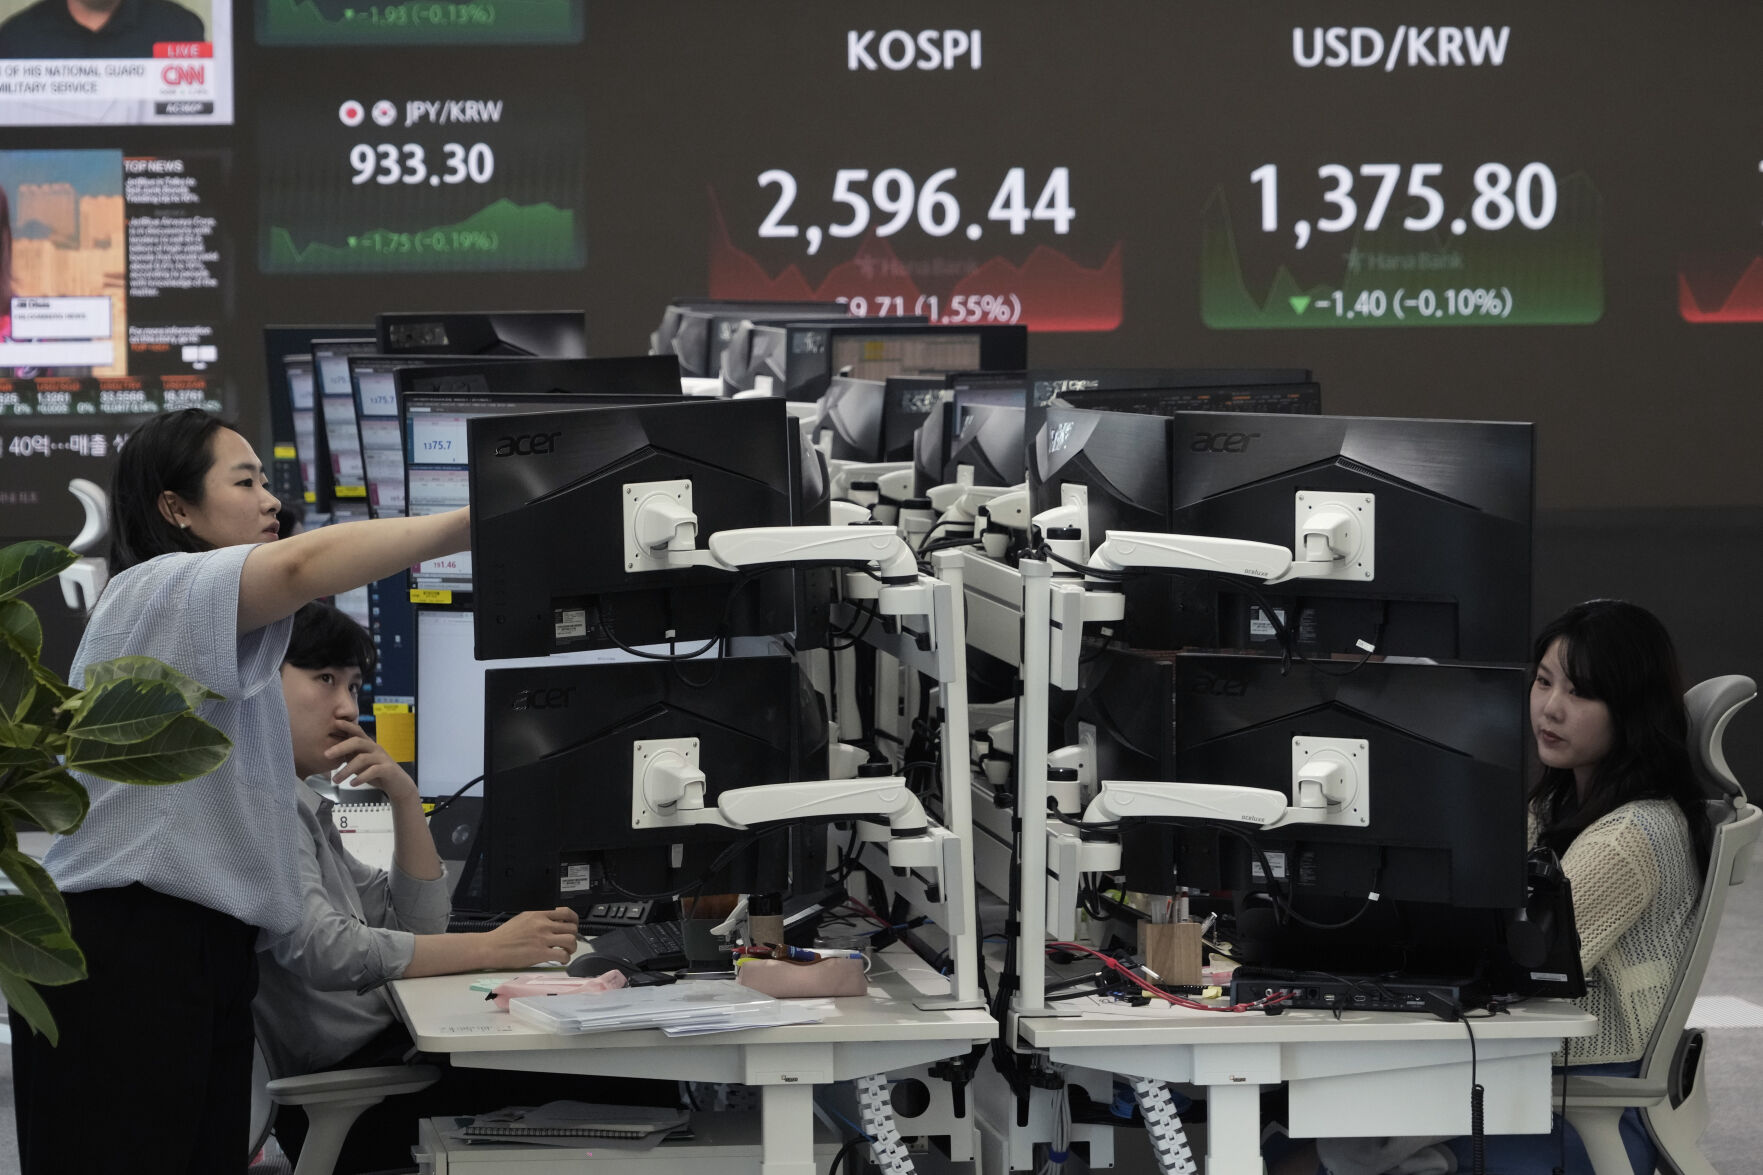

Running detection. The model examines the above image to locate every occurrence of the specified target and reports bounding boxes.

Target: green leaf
[65,714,232,785]
[0,636,36,728]
[0,968,59,1046]
[0,770,89,835]
[32,666,74,703]
[64,678,188,745]
[82,656,224,712]
[0,542,77,604]
[0,894,85,986]
[0,849,68,931]
[0,599,42,660]
[0,744,46,769]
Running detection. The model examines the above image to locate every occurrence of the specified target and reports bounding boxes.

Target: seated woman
[257,601,675,1174]
[1289,599,1711,1175]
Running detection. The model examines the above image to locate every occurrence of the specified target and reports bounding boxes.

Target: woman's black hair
[284,601,378,679]
[108,408,231,570]
[1528,599,1710,875]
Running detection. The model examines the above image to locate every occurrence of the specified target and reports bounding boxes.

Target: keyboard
[586,920,690,971]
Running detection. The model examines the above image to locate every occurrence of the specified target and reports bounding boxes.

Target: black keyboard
[587,920,689,971]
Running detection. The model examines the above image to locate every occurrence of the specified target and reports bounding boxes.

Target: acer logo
[1187,671,1249,697]
[1190,431,1260,454]
[512,687,574,711]
[492,431,562,457]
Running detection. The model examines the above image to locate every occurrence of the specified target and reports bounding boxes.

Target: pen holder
[1138,921,1203,986]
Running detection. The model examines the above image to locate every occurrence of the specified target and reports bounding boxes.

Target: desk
[1017,999,1597,1175]
[391,957,996,1175]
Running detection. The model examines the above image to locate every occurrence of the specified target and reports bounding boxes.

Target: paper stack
[508,983,821,1036]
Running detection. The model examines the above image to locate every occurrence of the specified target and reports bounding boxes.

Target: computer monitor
[1110,651,1531,976]
[777,323,1027,402]
[374,310,589,358]
[468,397,801,660]
[263,324,369,512]
[1037,368,1321,417]
[1163,412,1535,662]
[944,404,1028,489]
[401,386,680,595]
[479,654,810,912]
[413,606,642,799]
[370,356,680,522]
[657,301,847,379]
[814,375,943,464]
[718,309,914,394]
[309,337,378,512]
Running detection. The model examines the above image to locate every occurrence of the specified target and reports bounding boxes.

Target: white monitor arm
[632,740,928,839]
[1081,737,1368,835]
[1086,489,1374,585]
[623,479,918,582]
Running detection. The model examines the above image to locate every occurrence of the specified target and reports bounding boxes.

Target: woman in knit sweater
[1300,600,1709,1175]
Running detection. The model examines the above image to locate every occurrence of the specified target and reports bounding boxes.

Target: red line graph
[707,189,1122,332]
[1678,256,1763,323]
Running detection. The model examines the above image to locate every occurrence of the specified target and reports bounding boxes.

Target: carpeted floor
[4,876,1763,1173]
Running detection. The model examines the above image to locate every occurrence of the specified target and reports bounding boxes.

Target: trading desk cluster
[249,301,1589,1175]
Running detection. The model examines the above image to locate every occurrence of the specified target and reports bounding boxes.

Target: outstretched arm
[238,507,471,633]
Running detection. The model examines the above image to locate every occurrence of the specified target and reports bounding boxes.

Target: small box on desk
[416,1110,841,1174]
[1137,921,1203,986]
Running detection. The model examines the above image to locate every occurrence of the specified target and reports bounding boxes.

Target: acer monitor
[308,336,378,514]
[650,302,851,384]
[813,374,943,464]
[1031,405,1176,647]
[413,605,642,800]
[944,403,1028,489]
[1037,368,1321,417]
[374,310,589,358]
[400,385,679,594]
[1162,412,1535,662]
[718,309,918,394]
[479,653,815,912]
[1108,651,1531,977]
[467,397,801,660]
[263,324,370,512]
[778,322,1027,402]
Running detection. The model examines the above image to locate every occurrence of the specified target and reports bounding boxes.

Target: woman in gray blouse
[9,408,472,1174]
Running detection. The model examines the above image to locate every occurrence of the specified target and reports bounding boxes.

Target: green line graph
[1201,172,1605,328]
[255,0,580,45]
[262,198,582,274]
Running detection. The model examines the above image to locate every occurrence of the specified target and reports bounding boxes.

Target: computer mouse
[566,953,626,978]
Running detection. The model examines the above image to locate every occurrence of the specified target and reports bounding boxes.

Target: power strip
[1228,968,1479,1014]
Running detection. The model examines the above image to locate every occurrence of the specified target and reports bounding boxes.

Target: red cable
[1046,941,1292,1013]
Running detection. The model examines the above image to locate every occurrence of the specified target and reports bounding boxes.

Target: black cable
[426,774,484,815]
[1555,1037,1570,1175]
[601,824,790,903]
[828,601,879,651]
[597,569,767,663]
[1464,1013,1485,1175]
[827,1134,867,1175]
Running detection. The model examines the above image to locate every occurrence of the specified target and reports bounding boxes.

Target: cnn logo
[161,64,205,85]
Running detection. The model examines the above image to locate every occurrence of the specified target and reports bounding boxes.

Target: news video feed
[0,0,232,125]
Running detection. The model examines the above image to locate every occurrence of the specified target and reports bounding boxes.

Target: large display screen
[0,0,1755,548]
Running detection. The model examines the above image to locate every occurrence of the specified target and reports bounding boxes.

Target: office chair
[1561,675,1760,1175]
[249,1039,440,1175]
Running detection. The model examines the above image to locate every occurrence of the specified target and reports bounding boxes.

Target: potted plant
[0,540,231,1042]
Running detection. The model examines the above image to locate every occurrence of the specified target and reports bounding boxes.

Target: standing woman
[8,409,472,1173]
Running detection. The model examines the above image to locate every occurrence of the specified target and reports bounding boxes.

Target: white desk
[391,957,996,1175]
[1017,999,1597,1175]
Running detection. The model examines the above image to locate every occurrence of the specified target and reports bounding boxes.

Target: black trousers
[9,884,259,1175]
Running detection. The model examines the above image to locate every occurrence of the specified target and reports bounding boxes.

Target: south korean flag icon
[339,99,365,127]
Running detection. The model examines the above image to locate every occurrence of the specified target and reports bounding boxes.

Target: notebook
[460,1101,687,1141]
